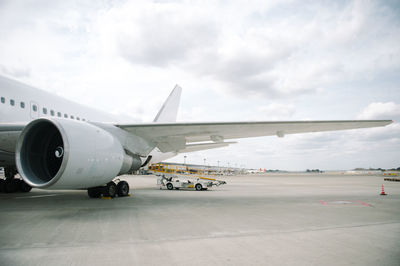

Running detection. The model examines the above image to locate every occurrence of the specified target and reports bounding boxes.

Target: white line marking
[15,194,59,199]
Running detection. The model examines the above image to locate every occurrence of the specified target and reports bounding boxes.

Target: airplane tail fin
[153,85,182,123]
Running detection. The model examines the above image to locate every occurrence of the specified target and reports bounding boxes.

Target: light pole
[184,155,187,172]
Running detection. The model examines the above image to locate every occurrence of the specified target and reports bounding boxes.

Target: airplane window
[32,105,37,112]
[1,97,4,103]
[70,115,74,119]
[77,117,80,121]
[10,99,15,106]
[43,108,47,114]
[50,110,55,116]
[20,102,25,108]
[64,114,68,118]
[82,118,86,121]
[57,112,61,117]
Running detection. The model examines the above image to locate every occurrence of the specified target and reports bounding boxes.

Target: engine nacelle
[16,118,141,189]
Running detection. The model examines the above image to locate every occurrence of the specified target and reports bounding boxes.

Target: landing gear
[87,187,101,198]
[0,167,32,193]
[87,180,130,198]
[20,180,32,192]
[116,181,129,197]
[4,167,17,179]
[104,181,117,198]
[4,179,19,193]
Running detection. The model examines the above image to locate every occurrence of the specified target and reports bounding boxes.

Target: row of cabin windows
[1,96,86,121]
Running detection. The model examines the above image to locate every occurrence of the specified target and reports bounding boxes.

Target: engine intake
[17,119,66,186]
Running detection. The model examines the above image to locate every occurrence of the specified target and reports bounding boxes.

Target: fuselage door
[30,101,39,120]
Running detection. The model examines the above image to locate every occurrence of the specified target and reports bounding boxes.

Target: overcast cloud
[0,0,399,170]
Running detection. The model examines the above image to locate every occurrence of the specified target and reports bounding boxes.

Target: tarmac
[0,173,399,266]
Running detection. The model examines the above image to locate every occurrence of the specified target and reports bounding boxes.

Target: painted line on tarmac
[14,194,59,199]
[319,200,372,206]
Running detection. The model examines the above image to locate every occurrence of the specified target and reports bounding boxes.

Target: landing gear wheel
[117,181,129,197]
[0,179,5,193]
[4,167,17,179]
[195,183,203,191]
[5,179,19,193]
[166,183,173,190]
[19,180,32,192]
[87,187,101,198]
[104,181,117,198]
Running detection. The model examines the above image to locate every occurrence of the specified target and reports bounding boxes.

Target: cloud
[0,65,30,78]
[3,0,396,102]
[104,0,400,100]
[107,2,219,67]
[357,102,400,121]
[202,46,295,97]
[257,103,295,120]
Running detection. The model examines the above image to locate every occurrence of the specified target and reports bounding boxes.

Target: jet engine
[16,118,141,189]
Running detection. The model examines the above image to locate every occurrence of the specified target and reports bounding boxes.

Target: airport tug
[157,175,226,191]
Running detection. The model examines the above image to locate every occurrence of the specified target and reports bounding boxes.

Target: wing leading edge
[117,120,393,152]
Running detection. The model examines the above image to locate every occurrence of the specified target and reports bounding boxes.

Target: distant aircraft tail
[153,85,182,123]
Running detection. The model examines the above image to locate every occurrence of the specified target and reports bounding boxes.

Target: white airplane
[0,75,392,197]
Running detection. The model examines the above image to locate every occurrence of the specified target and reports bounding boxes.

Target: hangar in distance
[0,75,392,197]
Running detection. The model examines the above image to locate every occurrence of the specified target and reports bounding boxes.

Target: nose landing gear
[0,167,32,193]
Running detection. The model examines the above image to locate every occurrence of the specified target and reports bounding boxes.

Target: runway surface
[1,173,399,266]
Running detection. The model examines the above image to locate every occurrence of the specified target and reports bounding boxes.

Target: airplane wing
[117,120,393,152]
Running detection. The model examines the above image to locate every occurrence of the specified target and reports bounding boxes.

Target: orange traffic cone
[380,184,387,196]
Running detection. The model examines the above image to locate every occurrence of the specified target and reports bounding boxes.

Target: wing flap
[179,141,237,153]
[156,135,186,152]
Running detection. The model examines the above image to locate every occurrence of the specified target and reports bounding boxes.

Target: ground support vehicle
[157,174,226,191]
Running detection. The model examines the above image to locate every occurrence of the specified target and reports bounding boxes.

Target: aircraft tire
[87,187,101,198]
[0,179,5,192]
[5,179,19,193]
[117,181,129,197]
[166,183,173,190]
[195,183,203,191]
[19,180,32,192]
[104,181,117,198]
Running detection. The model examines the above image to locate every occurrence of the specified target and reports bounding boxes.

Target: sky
[0,0,399,170]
